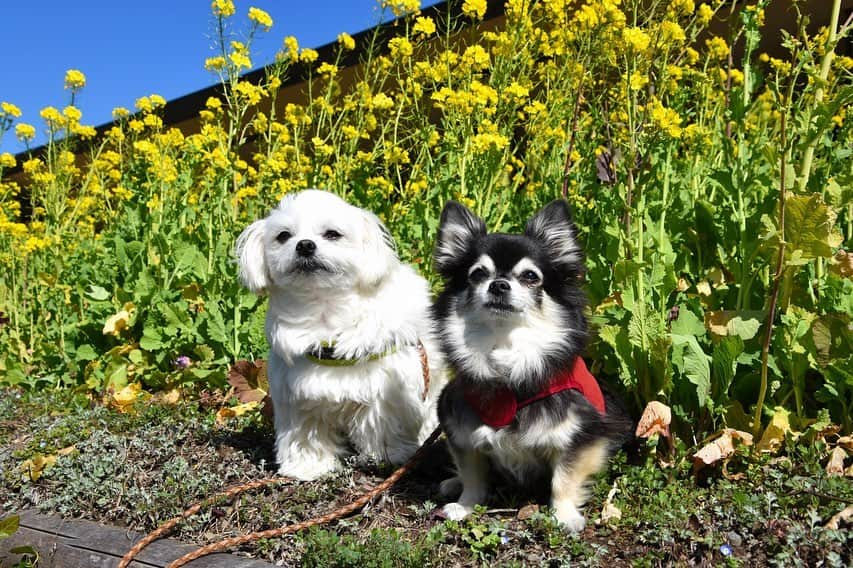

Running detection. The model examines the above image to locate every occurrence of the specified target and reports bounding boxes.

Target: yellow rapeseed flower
[62,105,82,124]
[462,0,487,19]
[337,32,355,51]
[705,36,729,62]
[697,4,714,26]
[211,0,235,17]
[40,106,64,128]
[15,123,36,141]
[0,153,15,169]
[248,7,273,29]
[382,0,421,17]
[283,36,299,61]
[300,49,319,64]
[388,37,414,59]
[64,69,86,91]
[1,102,22,118]
[413,16,436,37]
[622,27,650,52]
[629,71,648,90]
[205,56,228,72]
[648,98,682,138]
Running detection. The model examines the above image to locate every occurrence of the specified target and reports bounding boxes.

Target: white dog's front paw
[439,476,462,498]
[442,502,474,521]
[278,457,337,481]
[553,503,586,533]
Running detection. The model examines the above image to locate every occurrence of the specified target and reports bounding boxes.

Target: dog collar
[463,357,605,429]
[304,342,398,367]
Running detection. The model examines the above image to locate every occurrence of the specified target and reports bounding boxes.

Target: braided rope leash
[168,427,441,568]
[119,340,437,567]
[117,477,293,568]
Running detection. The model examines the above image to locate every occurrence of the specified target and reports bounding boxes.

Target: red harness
[463,357,605,429]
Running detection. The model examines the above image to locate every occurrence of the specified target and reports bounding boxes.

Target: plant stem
[753,98,788,439]
[796,0,841,194]
[561,79,585,199]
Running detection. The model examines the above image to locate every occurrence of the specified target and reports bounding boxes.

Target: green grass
[1,387,850,566]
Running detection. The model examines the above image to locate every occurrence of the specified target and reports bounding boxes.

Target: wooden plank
[0,510,274,568]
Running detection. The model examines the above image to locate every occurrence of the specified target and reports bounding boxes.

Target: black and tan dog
[432,199,631,531]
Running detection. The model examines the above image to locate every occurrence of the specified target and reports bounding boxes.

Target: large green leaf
[672,334,711,409]
[784,194,840,263]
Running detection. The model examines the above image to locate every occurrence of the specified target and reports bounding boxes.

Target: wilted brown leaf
[215,401,259,425]
[830,249,853,278]
[516,504,539,520]
[19,453,57,482]
[597,484,622,525]
[228,359,269,403]
[635,401,671,440]
[824,505,853,530]
[826,446,847,477]
[107,382,149,413]
[757,407,793,453]
[837,435,853,451]
[692,428,753,469]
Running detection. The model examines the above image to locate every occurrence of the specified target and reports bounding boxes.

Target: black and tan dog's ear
[235,219,269,294]
[525,200,583,269]
[434,200,486,276]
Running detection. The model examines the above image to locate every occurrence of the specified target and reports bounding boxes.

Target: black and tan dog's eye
[519,269,540,284]
[323,229,343,240]
[276,230,292,243]
[469,267,488,283]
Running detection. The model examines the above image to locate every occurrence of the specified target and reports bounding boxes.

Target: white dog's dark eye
[323,229,343,240]
[469,267,488,283]
[276,230,292,243]
[520,270,540,284]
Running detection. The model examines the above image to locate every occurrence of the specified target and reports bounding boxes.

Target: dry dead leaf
[757,407,794,453]
[676,277,690,292]
[228,359,269,403]
[696,280,712,296]
[215,401,260,425]
[154,388,182,405]
[108,382,149,413]
[516,504,539,520]
[826,446,847,477]
[830,249,852,278]
[597,484,622,525]
[635,401,672,440]
[102,302,135,336]
[824,505,853,530]
[692,429,753,469]
[836,435,853,451]
[19,453,57,482]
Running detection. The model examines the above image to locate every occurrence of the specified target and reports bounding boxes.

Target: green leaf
[140,327,164,351]
[670,307,705,337]
[75,344,98,362]
[784,194,839,261]
[712,336,744,396]
[727,316,761,340]
[0,514,20,539]
[204,302,229,348]
[598,324,635,388]
[628,307,665,350]
[85,285,111,301]
[672,334,711,409]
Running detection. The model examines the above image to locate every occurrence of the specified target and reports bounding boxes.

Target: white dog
[235,189,445,480]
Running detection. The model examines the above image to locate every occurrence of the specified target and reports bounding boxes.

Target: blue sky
[0,1,437,156]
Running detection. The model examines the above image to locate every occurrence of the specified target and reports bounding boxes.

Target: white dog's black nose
[296,239,316,257]
[488,279,511,295]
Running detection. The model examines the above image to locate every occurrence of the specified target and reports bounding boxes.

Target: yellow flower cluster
[64,69,86,91]
[248,7,273,30]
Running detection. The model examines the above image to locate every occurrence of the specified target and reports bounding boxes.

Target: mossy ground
[0,388,850,567]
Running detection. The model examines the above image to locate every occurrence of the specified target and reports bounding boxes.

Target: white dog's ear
[235,219,269,294]
[357,210,398,288]
[434,200,486,276]
[524,200,582,268]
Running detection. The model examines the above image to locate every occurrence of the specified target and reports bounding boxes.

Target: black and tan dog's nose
[488,279,511,295]
[296,239,316,257]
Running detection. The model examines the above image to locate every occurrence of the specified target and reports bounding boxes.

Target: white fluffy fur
[442,292,579,386]
[236,190,445,480]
